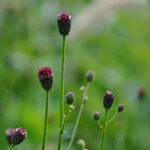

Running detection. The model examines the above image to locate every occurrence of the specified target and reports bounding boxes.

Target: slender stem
[67,104,84,150]
[97,120,103,131]
[85,82,90,95]
[67,83,90,150]
[60,35,66,128]
[8,144,14,150]
[100,109,108,150]
[106,112,118,126]
[42,90,49,150]
[58,106,71,150]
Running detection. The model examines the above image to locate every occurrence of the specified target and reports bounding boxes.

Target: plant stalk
[58,106,71,150]
[98,120,103,131]
[106,112,118,126]
[42,90,49,150]
[8,144,14,150]
[67,83,90,150]
[60,35,66,128]
[100,109,108,150]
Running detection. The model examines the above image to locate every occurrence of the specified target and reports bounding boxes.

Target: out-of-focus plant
[92,91,125,150]
[67,70,95,150]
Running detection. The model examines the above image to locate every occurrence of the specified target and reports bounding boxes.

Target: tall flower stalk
[42,90,49,150]
[100,91,115,150]
[60,35,66,128]
[37,67,54,150]
[67,70,95,150]
[57,12,71,128]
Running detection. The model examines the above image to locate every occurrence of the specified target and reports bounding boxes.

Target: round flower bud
[85,70,95,82]
[82,96,88,104]
[117,103,125,112]
[11,127,27,145]
[92,111,100,120]
[77,139,86,148]
[57,12,71,36]
[65,92,75,104]
[103,91,115,109]
[5,128,15,145]
[80,86,86,93]
[69,105,75,111]
[37,67,54,91]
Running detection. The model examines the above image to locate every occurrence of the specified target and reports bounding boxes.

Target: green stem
[58,107,71,150]
[106,112,118,126]
[100,109,108,150]
[42,90,49,150]
[97,120,103,131]
[8,144,14,150]
[60,35,66,128]
[67,83,90,150]
[85,82,90,95]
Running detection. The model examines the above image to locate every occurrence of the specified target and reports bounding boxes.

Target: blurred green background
[0,0,150,149]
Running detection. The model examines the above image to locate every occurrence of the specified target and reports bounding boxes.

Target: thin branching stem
[97,120,103,131]
[58,106,71,150]
[106,112,118,126]
[8,144,14,150]
[67,82,90,150]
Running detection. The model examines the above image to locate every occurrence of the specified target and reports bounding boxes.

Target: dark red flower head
[11,127,27,145]
[103,91,115,109]
[38,67,54,91]
[57,12,71,36]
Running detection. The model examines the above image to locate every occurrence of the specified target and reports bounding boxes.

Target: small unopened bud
[103,91,115,109]
[77,139,86,148]
[117,103,125,112]
[11,127,27,145]
[82,96,88,104]
[5,128,15,145]
[65,92,75,104]
[85,70,95,82]
[92,111,100,120]
[80,86,86,92]
[69,105,75,111]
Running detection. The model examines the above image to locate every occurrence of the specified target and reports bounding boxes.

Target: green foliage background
[0,0,150,149]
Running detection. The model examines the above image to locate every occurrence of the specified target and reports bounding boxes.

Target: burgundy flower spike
[11,127,27,145]
[57,12,71,36]
[103,91,115,109]
[38,67,54,91]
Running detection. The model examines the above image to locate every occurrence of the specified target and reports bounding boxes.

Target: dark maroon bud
[117,103,125,112]
[103,91,115,109]
[37,67,54,91]
[85,70,95,82]
[65,92,75,104]
[92,111,100,121]
[57,12,71,36]
[11,127,27,145]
